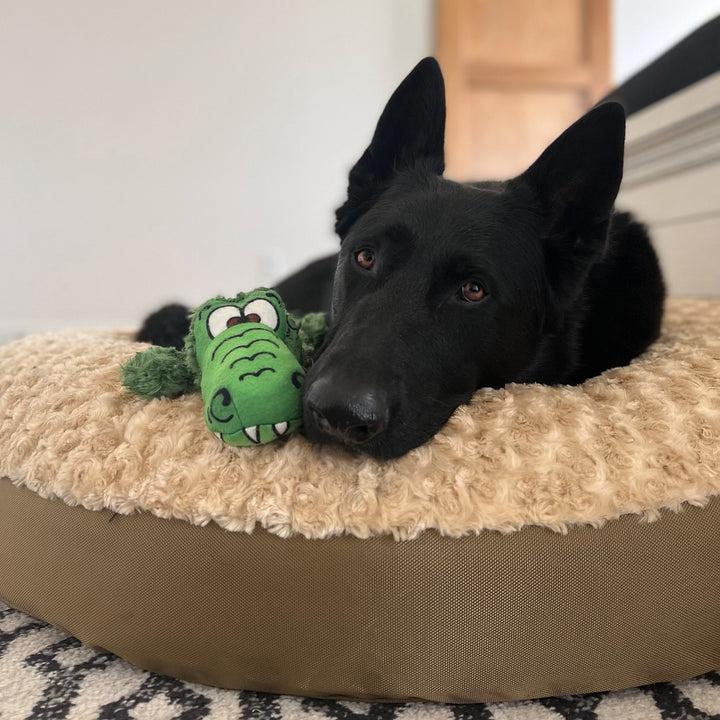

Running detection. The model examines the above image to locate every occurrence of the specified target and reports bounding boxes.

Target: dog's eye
[355,249,375,269]
[460,281,486,302]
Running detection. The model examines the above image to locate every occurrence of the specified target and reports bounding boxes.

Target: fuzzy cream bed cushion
[1,297,719,540]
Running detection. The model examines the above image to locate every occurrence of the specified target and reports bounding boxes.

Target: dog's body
[140,58,665,459]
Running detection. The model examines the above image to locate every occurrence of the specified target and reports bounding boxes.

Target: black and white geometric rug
[3,602,720,720]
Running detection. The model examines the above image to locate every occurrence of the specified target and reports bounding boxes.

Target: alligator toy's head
[122,288,326,448]
[188,289,305,446]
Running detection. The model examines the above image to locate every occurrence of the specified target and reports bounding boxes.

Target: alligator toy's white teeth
[273,421,288,437]
[243,426,260,444]
[214,432,224,443]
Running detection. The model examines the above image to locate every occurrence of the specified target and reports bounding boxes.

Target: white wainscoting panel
[616,71,720,297]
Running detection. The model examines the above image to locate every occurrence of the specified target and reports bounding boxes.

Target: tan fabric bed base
[2,477,720,704]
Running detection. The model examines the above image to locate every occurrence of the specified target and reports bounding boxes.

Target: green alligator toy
[121,288,326,447]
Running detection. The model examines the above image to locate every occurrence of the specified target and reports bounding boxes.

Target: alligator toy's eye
[242,298,279,331]
[207,305,243,338]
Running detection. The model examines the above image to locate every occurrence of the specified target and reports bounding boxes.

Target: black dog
[139,58,665,460]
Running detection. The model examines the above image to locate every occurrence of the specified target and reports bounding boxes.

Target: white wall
[0,0,432,338]
[612,0,720,83]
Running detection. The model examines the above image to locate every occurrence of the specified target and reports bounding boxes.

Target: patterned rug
[2,603,720,720]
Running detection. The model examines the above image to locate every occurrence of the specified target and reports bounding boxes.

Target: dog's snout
[305,378,389,446]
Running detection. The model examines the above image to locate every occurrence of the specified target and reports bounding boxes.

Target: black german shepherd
[139,58,665,460]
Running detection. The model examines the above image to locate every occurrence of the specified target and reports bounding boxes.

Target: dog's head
[304,58,625,459]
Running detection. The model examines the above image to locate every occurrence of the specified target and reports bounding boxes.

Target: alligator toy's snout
[201,325,305,447]
[207,385,299,445]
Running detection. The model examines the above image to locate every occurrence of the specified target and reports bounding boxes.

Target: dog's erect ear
[518,102,626,310]
[521,102,625,235]
[335,57,446,238]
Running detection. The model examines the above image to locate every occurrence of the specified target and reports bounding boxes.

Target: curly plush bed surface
[1,297,719,703]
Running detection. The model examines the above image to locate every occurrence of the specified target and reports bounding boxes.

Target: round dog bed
[1,298,719,703]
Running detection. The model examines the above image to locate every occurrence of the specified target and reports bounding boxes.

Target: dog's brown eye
[460,281,485,302]
[356,249,375,269]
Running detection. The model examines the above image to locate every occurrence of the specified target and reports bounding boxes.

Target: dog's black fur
[140,58,665,460]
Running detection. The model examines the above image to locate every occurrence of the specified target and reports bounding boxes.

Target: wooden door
[436,0,610,180]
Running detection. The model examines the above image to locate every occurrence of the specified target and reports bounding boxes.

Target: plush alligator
[121,288,326,447]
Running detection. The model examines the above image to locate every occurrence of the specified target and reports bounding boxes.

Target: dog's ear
[335,57,446,239]
[522,102,625,232]
[518,102,626,308]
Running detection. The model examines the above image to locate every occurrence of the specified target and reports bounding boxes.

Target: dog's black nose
[305,379,389,446]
